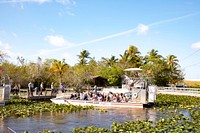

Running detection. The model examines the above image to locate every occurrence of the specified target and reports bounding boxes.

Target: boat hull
[50,98,144,108]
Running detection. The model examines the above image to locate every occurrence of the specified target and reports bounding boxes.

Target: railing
[158,87,200,93]
[7,127,16,133]
[157,87,200,97]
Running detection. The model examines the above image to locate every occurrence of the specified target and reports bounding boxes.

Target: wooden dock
[18,88,56,100]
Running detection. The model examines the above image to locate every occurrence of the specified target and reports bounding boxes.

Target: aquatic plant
[0,97,95,118]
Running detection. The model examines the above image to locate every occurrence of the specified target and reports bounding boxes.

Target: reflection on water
[0,108,164,132]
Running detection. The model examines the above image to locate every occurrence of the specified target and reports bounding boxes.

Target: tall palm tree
[101,55,118,67]
[166,54,179,72]
[119,45,141,67]
[127,45,141,67]
[145,49,163,62]
[77,49,91,65]
[49,59,69,88]
[120,51,129,62]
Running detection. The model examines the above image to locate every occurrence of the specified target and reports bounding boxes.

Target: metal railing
[158,87,200,93]
[7,127,16,133]
[157,87,200,97]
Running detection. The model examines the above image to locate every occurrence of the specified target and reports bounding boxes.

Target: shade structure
[124,68,142,71]
[90,76,107,86]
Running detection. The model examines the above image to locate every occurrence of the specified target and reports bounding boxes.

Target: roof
[90,76,107,80]
[124,68,142,71]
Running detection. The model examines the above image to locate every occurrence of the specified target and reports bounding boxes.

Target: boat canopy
[124,68,142,71]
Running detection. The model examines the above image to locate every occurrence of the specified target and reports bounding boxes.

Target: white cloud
[44,35,73,47]
[191,42,200,49]
[136,24,149,35]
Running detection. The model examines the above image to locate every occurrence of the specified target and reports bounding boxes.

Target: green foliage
[0,46,184,89]
[142,49,183,86]
[0,97,96,119]
[98,65,123,86]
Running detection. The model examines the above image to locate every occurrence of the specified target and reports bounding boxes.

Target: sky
[0,0,200,80]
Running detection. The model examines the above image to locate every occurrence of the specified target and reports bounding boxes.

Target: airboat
[50,68,157,108]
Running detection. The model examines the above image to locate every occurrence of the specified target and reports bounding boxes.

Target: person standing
[28,81,34,97]
[51,82,54,96]
[40,82,44,95]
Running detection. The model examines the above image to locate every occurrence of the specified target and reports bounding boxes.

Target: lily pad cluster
[0,97,95,118]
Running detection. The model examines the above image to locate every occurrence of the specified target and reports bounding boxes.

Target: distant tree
[17,56,26,66]
[101,55,118,67]
[77,49,91,65]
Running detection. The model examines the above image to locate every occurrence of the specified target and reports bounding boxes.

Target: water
[0,108,163,133]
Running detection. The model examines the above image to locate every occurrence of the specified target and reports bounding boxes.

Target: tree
[97,65,123,86]
[142,49,168,86]
[166,54,179,72]
[49,59,69,88]
[77,49,91,65]
[142,49,183,86]
[165,54,183,85]
[101,55,118,67]
[119,45,142,68]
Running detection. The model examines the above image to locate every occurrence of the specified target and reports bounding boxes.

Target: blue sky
[0,0,200,80]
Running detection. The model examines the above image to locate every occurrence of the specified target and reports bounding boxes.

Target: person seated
[70,93,75,99]
[83,92,88,100]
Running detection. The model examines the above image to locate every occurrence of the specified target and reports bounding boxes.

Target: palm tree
[101,55,118,67]
[119,45,141,68]
[166,54,179,72]
[165,54,183,84]
[144,49,163,63]
[49,59,69,88]
[127,45,141,67]
[120,51,129,62]
[77,49,91,65]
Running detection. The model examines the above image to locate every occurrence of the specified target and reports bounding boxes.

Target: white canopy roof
[124,68,142,71]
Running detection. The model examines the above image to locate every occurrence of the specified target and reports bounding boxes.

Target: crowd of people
[70,91,131,103]
[27,81,57,96]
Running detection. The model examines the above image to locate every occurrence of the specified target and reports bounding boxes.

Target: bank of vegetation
[0,45,184,91]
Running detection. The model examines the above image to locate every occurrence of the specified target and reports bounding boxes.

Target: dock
[18,88,56,100]
[19,95,56,100]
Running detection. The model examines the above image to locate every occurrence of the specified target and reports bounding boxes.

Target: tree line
[0,45,184,90]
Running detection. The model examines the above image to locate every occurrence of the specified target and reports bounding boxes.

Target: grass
[183,80,200,88]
